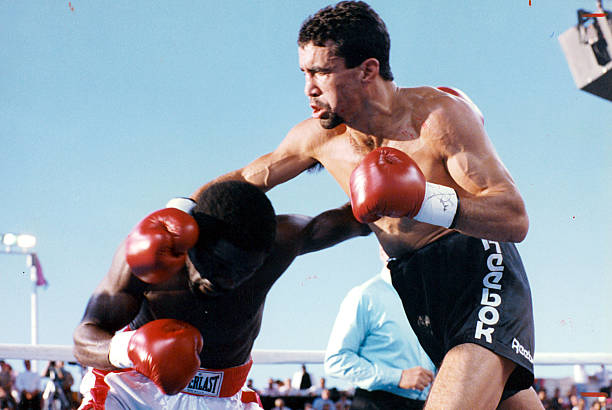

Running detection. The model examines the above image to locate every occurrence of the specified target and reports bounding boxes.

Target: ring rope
[1,344,611,366]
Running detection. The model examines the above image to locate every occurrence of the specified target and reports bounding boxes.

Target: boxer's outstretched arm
[277,203,371,256]
[191,120,321,198]
[73,242,146,370]
[426,94,529,242]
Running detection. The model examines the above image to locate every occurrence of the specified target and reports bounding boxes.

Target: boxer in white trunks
[73,180,370,409]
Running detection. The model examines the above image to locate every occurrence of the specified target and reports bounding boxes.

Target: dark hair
[192,181,276,253]
[298,1,393,81]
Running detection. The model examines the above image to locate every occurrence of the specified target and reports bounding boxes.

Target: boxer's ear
[360,58,380,83]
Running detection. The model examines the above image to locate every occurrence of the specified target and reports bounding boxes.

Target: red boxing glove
[437,86,484,125]
[350,147,426,223]
[130,319,203,395]
[109,319,204,395]
[350,147,459,228]
[125,207,199,283]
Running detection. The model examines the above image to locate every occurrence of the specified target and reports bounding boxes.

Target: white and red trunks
[79,359,261,409]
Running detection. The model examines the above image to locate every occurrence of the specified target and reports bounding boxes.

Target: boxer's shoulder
[287,118,347,149]
[396,86,463,117]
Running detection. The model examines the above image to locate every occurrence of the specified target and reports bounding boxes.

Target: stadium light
[17,234,36,249]
[2,233,17,247]
[0,232,41,371]
[2,233,37,252]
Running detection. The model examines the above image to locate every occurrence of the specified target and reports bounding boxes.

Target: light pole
[1,232,40,370]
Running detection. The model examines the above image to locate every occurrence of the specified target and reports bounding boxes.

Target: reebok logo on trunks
[183,370,224,397]
[474,239,504,344]
[512,338,534,363]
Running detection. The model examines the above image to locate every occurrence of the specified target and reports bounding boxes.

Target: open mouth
[310,104,324,118]
[310,103,331,119]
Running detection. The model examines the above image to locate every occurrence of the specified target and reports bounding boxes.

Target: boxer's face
[299,41,363,129]
[188,239,267,296]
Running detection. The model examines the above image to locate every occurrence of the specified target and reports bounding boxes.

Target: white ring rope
[1,344,612,366]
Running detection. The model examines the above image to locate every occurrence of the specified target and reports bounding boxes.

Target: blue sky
[1,0,610,391]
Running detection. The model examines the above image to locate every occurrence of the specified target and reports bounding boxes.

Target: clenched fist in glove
[125,202,199,284]
[350,147,459,229]
[108,319,203,395]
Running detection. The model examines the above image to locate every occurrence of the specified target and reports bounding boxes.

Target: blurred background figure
[548,387,564,409]
[538,389,550,408]
[292,365,313,393]
[309,378,327,397]
[0,360,17,409]
[334,391,351,410]
[312,389,334,410]
[246,378,259,395]
[279,377,298,396]
[271,397,292,410]
[568,393,585,410]
[41,361,70,410]
[15,360,41,410]
[262,378,281,397]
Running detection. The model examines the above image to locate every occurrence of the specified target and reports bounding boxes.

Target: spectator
[41,361,70,410]
[569,394,585,410]
[589,400,602,410]
[279,378,298,396]
[262,378,281,397]
[312,389,334,410]
[334,391,351,410]
[538,389,550,408]
[325,246,436,409]
[271,397,292,410]
[292,365,313,392]
[308,378,327,397]
[59,366,80,409]
[567,385,578,405]
[246,378,259,395]
[15,360,41,410]
[549,387,564,409]
[595,365,610,387]
[0,361,17,409]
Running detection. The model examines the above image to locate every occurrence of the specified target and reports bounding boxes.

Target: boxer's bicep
[436,100,516,198]
[446,146,514,198]
[74,242,145,368]
[431,102,528,242]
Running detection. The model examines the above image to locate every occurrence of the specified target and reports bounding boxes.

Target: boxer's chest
[142,285,264,339]
[317,127,438,194]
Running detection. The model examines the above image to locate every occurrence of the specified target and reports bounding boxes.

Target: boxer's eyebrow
[300,66,333,75]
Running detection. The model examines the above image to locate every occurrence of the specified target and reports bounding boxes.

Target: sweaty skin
[192,44,528,257]
[186,35,535,409]
[73,204,370,370]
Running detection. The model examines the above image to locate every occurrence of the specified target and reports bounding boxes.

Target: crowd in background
[1,360,611,410]
[532,367,612,410]
[252,365,612,410]
[0,360,82,410]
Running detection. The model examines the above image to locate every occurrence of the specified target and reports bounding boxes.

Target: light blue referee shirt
[324,267,436,401]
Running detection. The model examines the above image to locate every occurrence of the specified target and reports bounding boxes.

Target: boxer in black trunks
[388,233,535,402]
[73,181,370,409]
[191,2,542,408]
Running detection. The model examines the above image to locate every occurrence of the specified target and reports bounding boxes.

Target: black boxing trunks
[388,232,535,399]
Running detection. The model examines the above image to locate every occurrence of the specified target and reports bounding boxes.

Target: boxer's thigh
[497,387,544,410]
[424,343,515,410]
